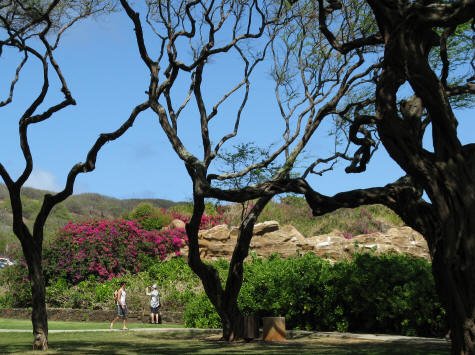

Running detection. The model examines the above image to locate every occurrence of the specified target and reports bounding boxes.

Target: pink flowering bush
[43,219,188,285]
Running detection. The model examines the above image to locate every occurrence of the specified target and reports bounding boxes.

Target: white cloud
[25,169,61,192]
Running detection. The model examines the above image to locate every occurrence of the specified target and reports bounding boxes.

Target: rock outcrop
[163,219,186,230]
[180,221,430,262]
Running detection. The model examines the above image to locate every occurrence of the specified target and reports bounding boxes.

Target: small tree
[216,142,277,222]
[125,203,172,230]
[0,0,151,349]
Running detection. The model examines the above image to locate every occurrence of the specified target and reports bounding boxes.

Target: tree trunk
[21,238,48,350]
[185,167,271,341]
[401,155,475,354]
[428,190,475,355]
[220,196,272,341]
[432,251,475,354]
[366,4,475,350]
[221,305,244,341]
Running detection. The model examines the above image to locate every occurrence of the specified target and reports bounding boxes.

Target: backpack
[113,289,120,303]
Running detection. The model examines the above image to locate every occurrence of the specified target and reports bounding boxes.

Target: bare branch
[0,48,27,107]
[446,82,475,96]
[413,0,475,27]
[440,26,456,88]
[120,0,156,71]
[317,0,383,55]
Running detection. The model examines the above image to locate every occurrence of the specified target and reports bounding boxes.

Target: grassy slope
[225,197,404,237]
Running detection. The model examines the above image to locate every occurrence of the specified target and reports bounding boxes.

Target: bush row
[0,257,200,312]
[0,252,446,337]
[184,252,446,337]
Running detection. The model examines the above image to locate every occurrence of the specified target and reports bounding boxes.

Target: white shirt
[147,289,160,308]
[118,289,126,306]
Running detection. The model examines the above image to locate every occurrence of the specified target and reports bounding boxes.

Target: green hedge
[0,252,446,337]
[184,252,446,337]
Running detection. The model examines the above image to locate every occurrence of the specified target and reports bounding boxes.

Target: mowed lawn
[0,318,184,330]
[0,317,450,355]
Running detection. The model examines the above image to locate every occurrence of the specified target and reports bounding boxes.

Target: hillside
[0,183,406,256]
[0,183,180,253]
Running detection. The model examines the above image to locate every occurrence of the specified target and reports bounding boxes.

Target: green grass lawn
[0,318,184,330]
[0,327,450,354]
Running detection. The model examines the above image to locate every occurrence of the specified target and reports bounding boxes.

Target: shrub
[181,252,445,337]
[239,252,341,331]
[329,252,446,337]
[183,292,222,328]
[238,252,446,337]
[170,201,221,218]
[126,203,172,231]
[43,219,187,284]
[0,245,445,338]
[148,257,198,287]
[0,261,31,308]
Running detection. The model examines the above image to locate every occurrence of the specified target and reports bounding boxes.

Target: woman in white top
[146,284,161,324]
[110,282,128,330]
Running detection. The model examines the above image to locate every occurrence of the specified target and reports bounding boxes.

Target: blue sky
[1,7,473,203]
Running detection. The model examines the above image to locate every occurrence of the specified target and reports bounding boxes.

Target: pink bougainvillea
[42,207,229,285]
[44,219,188,284]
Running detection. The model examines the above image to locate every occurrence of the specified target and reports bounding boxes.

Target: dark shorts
[117,305,128,318]
[150,306,160,314]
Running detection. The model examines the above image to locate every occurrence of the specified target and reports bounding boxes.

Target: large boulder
[253,220,280,235]
[163,219,186,231]
[198,224,230,241]
[181,224,234,260]
[179,222,430,262]
[309,227,429,261]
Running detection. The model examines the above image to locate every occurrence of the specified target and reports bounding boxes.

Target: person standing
[146,284,161,324]
[110,282,128,330]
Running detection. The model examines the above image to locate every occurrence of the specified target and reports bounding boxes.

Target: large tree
[119,0,381,340]
[286,1,475,353]
[122,0,475,353]
[0,0,151,349]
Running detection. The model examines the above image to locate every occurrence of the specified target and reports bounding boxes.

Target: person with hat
[146,284,161,324]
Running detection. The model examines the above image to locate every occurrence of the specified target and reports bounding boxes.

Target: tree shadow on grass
[2,332,450,354]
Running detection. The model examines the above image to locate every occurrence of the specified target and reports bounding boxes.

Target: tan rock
[280,225,306,243]
[178,224,431,262]
[229,227,239,239]
[198,239,212,249]
[253,221,280,235]
[169,219,186,229]
[199,224,230,241]
[207,243,235,257]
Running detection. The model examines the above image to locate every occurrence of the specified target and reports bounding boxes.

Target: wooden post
[243,315,259,340]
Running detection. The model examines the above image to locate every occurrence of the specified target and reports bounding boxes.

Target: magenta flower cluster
[45,219,188,283]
